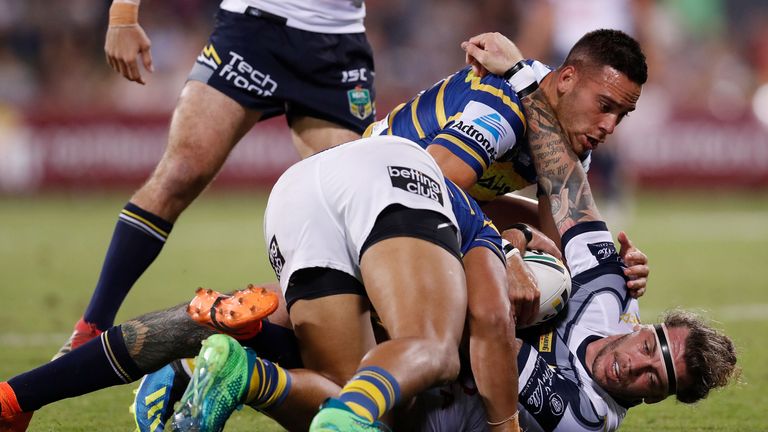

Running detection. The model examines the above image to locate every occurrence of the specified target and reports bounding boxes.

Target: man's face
[587,325,689,404]
[555,64,641,158]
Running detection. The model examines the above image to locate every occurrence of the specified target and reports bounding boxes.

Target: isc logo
[387,166,443,205]
[341,68,369,83]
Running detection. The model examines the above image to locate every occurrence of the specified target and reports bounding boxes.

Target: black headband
[654,324,677,395]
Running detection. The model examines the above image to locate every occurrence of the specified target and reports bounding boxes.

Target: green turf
[1,190,766,431]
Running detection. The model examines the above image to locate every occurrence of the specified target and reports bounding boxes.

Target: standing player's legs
[54,81,263,359]
[289,116,362,158]
[131,82,262,220]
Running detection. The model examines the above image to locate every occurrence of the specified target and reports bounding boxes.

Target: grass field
[1,190,767,431]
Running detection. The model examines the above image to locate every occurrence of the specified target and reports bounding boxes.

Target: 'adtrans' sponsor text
[451,120,497,160]
[388,166,443,205]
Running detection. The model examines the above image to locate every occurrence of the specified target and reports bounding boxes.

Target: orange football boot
[187,284,279,340]
[0,382,32,432]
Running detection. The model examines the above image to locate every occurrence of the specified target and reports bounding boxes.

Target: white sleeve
[561,221,622,277]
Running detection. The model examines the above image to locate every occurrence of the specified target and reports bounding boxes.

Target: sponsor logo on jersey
[450,120,497,160]
[472,113,505,141]
[619,312,641,325]
[388,166,443,205]
[520,356,569,430]
[450,101,512,160]
[549,394,565,416]
[348,85,373,120]
[587,241,620,264]
[522,360,555,414]
[206,51,278,97]
[268,236,285,280]
[197,44,222,69]
[539,331,553,352]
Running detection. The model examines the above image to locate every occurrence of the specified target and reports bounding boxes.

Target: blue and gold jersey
[366,61,592,203]
[446,179,503,261]
[365,66,534,201]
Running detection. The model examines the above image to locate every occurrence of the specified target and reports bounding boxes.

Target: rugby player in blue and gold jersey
[364,29,650,329]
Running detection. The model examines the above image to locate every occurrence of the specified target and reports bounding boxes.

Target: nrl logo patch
[268,235,285,280]
[348,85,373,120]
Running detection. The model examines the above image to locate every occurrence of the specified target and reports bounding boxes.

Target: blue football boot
[131,359,192,432]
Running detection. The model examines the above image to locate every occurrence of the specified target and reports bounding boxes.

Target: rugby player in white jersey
[55,0,376,360]
[0,118,734,430]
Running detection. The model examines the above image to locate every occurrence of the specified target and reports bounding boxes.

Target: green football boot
[170,334,250,432]
[309,398,391,432]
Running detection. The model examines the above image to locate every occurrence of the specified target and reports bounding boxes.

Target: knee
[158,157,215,196]
[421,339,461,384]
[139,157,216,209]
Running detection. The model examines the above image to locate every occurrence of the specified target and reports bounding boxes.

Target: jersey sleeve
[561,221,623,278]
[431,72,527,179]
[446,180,504,260]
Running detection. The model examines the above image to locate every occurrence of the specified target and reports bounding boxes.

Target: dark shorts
[188,9,376,134]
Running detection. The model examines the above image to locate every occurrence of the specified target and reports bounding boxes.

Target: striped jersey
[412,221,640,432]
[515,221,640,431]
[365,61,592,202]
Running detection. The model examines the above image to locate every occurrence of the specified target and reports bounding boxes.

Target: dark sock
[83,202,173,329]
[241,320,303,369]
[8,326,145,412]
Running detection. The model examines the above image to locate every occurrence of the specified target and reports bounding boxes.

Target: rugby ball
[511,249,572,328]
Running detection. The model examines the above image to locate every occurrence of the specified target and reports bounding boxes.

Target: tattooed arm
[121,304,216,371]
[521,89,602,236]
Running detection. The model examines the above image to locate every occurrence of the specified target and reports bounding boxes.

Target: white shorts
[264,135,459,297]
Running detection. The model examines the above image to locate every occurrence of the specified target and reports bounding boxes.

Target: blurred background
[1,0,768,199]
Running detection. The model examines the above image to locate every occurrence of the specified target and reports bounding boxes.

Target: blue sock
[338,366,401,423]
[244,349,293,410]
[83,203,172,329]
[8,326,144,411]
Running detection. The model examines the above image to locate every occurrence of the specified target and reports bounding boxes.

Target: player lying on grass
[168,80,739,431]
[168,84,738,431]
[3,134,562,432]
[0,130,649,431]
[0,109,711,432]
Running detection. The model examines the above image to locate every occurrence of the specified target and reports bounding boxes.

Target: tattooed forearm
[121,303,216,372]
[521,89,601,233]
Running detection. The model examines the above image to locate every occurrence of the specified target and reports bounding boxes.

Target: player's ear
[557,65,577,93]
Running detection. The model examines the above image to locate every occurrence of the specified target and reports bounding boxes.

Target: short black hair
[563,29,648,85]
